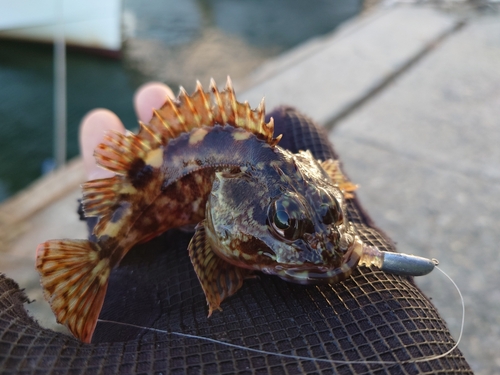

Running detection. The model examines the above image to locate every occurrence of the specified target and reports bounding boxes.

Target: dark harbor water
[0,0,361,201]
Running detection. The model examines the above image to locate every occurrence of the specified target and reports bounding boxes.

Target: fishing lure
[36,78,435,343]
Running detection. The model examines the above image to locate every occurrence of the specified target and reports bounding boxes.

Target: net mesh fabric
[0,107,472,374]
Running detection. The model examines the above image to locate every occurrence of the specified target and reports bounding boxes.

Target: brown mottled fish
[36,78,361,343]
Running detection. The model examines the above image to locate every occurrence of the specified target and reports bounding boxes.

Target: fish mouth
[273,236,365,284]
[263,263,347,285]
[281,264,354,284]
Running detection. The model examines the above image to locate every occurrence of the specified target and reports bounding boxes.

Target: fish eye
[274,209,291,230]
[320,198,342,225]
[318,187,343,226]
[268,196,312,241]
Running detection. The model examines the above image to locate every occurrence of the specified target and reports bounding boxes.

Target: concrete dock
[1,3,499,374]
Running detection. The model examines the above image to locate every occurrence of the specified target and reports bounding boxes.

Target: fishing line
[97,264,464,366]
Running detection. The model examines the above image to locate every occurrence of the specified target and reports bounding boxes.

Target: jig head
[360,244,437,276]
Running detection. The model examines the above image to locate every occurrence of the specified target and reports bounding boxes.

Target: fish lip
[282,236,364,283]
[284,267,340,281]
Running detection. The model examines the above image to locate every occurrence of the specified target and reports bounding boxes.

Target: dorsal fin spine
[225,76,238,125]
[138,121,163,147]
[192,82,212,125]
[149,110,176,143]
[165,96,187,132]
[210,78,228,124]
[196,81,212,121]
[179,86,202,128]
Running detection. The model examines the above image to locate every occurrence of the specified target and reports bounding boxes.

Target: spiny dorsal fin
[85,78,278,232]
[95,77,278,176]
[138,76,279,150]
[211,77,277,145]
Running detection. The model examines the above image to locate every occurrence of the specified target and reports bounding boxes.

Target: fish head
[205,157,361,285]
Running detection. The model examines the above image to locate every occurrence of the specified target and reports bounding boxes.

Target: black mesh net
[0,107,472,374]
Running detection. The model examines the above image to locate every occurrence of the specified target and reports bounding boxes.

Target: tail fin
[36,239,110,343]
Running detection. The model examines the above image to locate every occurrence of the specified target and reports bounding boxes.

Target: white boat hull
[0,0,121,52]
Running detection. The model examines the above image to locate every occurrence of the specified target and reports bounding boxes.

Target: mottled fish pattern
[36,78,360,343]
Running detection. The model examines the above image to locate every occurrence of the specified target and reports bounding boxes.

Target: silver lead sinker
[359,244,437,277]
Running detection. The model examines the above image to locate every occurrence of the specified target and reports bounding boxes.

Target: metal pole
[53,0,66,169]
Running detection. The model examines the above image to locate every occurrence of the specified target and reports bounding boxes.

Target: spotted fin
[188,221,253,315]
[87,129,163,238]
[36,239,110,343]
[81,176,139,237]
[210,77,281,147]
[138,76,281,150]
[81,176,136,216]
[93,77,278,178]
[141,82,212,149]
[321,159,358,199]
[93,130,153,175]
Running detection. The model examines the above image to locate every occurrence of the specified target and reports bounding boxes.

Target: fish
[36,77,360,343]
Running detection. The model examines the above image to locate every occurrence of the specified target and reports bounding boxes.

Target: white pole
[53,0,66,169]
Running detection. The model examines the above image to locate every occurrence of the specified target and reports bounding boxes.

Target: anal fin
[188,221,252,316]
[321,159,358,199]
